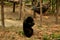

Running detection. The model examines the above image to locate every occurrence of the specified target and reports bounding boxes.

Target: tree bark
[13,2,16,12]
[1,0,5,27]
[32,0,37,18]
[55,0,59,24]
[40,0,42,27]
[19,0,22,20]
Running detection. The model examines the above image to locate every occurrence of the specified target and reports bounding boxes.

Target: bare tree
[55,0,59,24]
[32,0,37,18]
[9,0,16,12]
[40,0,42,27]
[1,0,5,27]
[13,2,16,12]
[19,0,22,20]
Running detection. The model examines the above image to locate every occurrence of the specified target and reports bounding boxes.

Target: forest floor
[0,5,60,40]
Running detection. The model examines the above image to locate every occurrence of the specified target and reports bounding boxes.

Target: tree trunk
[1,0,5,27]
[19,0,22,20]
[13,2,15,12]
[55,0,59,24]
[32,0,37,18]
[40,0,42,27]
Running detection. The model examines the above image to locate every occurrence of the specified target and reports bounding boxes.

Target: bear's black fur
[23,16,34,38]
[32,2,50,14]
[23,28,33,37]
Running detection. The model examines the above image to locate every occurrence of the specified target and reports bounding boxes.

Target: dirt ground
[0,5,60,40]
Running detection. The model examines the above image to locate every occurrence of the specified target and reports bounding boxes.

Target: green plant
[54,34,60,40]
[50,33,60,40]
[43,34,50,40]
[18,31,24,36]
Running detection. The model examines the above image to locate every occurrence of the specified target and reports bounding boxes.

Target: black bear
[23,16,35,38]
[32,1,50,14]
